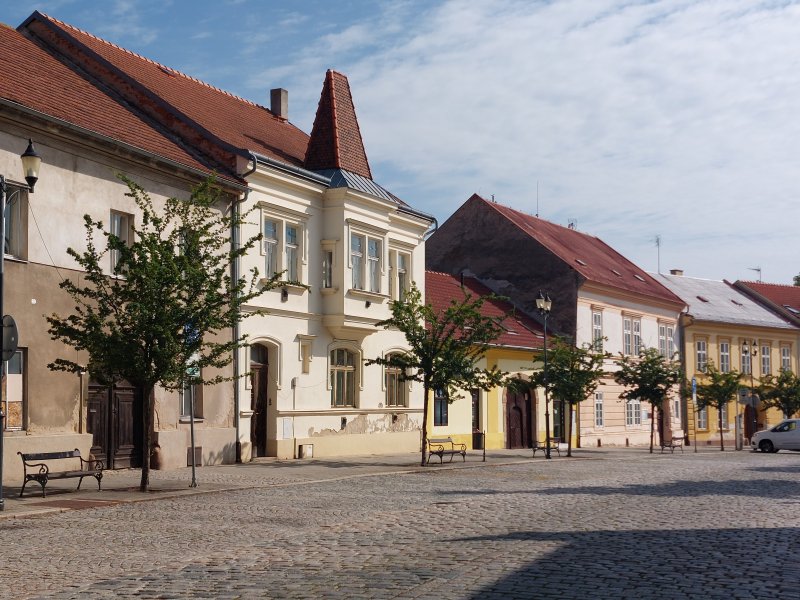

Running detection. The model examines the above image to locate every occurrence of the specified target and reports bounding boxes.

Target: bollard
[625,437,629,447]
[597,439,602,448]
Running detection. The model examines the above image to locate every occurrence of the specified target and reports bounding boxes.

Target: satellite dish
[2,315,19,362]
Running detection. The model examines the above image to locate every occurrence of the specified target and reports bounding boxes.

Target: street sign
[2,315,18,361]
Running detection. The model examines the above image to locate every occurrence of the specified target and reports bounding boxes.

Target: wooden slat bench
[532,439,561,457]
[426,437,467,464]
[18,449,104,498]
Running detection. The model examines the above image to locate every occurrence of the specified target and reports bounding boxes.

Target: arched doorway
[506,388,532,449]
[250,344,269,458]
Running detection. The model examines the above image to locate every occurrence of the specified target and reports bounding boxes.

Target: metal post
[692,376,697,454]
[543,312,551,459]
[189,386,197,488]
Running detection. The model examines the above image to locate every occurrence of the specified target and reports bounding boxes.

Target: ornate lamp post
[0,139,42,512]
[741,339,758,442]
[536,291,553,459]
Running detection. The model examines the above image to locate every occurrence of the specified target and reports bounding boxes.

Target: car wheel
[759,440,775,453]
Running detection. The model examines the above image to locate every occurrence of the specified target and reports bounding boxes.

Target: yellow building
[655,272,799,447]
[425,272,550,450]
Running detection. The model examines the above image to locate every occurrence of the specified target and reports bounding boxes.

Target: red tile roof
[476,195,683,306]
[426,271,544,350]
[23,12,310,168]
[735,280,800,320]
[0,22,219,179]
[304,70,372,179]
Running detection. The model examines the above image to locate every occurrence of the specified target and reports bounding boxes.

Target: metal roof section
[652,273,796,330]
[315,168,401,204]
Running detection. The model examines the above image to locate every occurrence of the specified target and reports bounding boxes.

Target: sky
[4,0,800,285]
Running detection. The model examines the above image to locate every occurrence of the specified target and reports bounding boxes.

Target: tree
[47,176,272,491]
[794,273,800,287]
[368,282,507,466]
[614,347,681,453]
[526,337,605,457]
[695,363,742,451]
[759,368,800,419]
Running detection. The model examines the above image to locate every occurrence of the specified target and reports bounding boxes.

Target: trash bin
[472,431,484,450]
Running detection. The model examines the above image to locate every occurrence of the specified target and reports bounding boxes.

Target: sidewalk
[0,445,728,521]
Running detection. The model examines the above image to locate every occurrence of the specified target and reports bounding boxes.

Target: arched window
[385,354,407,407]
[330,348,357,407]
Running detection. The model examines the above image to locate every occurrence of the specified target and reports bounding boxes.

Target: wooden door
[506,389,531,449]
[250,361,268,458]
[87,380,143,469]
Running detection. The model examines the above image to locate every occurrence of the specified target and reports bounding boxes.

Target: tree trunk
[140,384,155,491]
[421,383,430,467]
[718,406,725,451]
[566,403,573,457]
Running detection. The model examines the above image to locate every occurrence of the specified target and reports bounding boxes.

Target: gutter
[232,152,258,463]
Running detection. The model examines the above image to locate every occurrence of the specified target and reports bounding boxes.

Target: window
[368,238,381,293]
[592,311,603,350]
[110,210,133,272]
[623,317,641,355]
[673,396,680,420]
[4,182,27,259]
[263,219,278,276]
[351,234,364,290]
[330,348,357,407]
[180,380,203,419]
[285,224,299,281]
[322,250,333,289]
[434,389,448,426]
[658,324,667,357]
[385,354,407,407]
[719,341,730,373]
[299,338,312,374]
[697,406,708,430]
[667,325,675,358]
[594,392,604,427]
[696,340,707,373]
[3,350,24,430]
[741,346,752,375]
[720,403,728,430]
[781,345,791,371]
[396,252,409,301]
[626,398,641,426]
[761,345,771,376]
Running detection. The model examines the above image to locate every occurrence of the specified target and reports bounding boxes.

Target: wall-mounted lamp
[281,287,288,301]
[365,300,371,308]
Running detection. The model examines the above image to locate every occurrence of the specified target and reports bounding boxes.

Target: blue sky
[5,1,800,284]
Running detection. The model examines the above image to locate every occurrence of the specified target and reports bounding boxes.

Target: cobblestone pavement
[2,448,799,599]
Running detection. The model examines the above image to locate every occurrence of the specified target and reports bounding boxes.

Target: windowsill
[348,288,389,302]
[179,417,205,424]
[261,280,309,295]
[3,254,27,264]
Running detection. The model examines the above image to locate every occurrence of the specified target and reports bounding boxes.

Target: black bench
[426,437,467,464]
[18,449,104,498]
[660,431,684,454]
[532,439,561,457]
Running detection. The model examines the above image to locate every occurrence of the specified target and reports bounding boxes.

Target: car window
[773,422,796,432]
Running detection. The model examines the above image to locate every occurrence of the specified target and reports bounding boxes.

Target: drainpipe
[233,152,258,463]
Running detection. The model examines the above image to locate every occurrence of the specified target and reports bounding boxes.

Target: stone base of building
[1,432,94,483]
[154,427,237,470]
[264,430,422,460]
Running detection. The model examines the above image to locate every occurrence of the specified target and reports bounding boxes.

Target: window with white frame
[720,402,728,430]
[330,348,357,407]
[385,353,407,407]
[592,311,603,350]
[626,398,641,426]
[4,182,27,259]
[389,250,410,301]
[262,211,305,283]
[741,346,752,375]
[673,396,680,420]
[696,340,707,373]
[368,238,381,293]
[351,234,364,290]
[658,324,667,357]
[633,319,641,355]
[594,392,604,427]
[110,210,133,272]
[667,325,675,358]
[2,350,24,430]
[781,345,791,371]
[322,250,333,289]
[719,341,730,373]
[697,405,708,430]
[761,344,771,376]
[623,317,641,355]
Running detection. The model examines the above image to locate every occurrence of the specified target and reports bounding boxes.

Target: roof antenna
[655,235,661,274]
[748,266,762,282]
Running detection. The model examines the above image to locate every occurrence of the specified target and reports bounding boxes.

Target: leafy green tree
[793,273,800,286]
[759,368,800,418]
[615,347,682,453]
[47,176,273,491]
[695,363,742,451]
[368,282,507,466]
[527,337,605,457]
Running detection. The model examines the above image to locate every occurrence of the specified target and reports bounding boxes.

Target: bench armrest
[23,461,50,476]
[80,456,105,472]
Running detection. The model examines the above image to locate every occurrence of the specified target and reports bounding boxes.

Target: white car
[752,419,800,453]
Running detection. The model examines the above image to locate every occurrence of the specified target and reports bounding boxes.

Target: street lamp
[741,339,758,444]
[536,291,553,459]
[0,139,41,512]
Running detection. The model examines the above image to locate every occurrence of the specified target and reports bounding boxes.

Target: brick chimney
[270,88,288,120]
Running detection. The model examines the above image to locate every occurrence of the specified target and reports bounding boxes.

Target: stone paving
[1,448,799,599]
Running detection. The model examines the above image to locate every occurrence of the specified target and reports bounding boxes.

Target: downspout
[233,152,258,463]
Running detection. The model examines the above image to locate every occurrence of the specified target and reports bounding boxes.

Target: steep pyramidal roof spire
[304,70,372,179]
